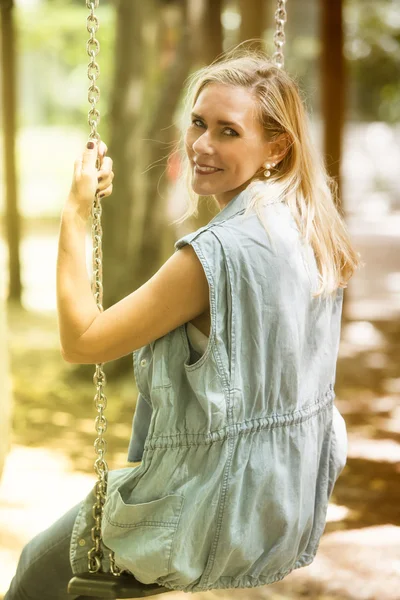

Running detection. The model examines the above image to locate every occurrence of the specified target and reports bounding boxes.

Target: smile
[194,164,222,175]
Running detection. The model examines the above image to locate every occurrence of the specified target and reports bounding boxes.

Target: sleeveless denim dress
[69,184,348,593]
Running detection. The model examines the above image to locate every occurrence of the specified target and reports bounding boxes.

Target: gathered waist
[144,385,335,452]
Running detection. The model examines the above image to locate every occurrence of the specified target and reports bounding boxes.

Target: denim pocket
[150,333,172,389]
[181,324,213,371]
[102,490,184,584]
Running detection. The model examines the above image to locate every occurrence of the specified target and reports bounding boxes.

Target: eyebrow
[191,112,242,129]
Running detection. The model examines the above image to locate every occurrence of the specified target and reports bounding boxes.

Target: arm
[57,205,210,364]
[56,203,99,360]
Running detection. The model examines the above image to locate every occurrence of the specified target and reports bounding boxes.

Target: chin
[191,178,228,196]
[191,183,215,196]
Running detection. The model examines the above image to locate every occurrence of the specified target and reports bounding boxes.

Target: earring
[263,162,276,178]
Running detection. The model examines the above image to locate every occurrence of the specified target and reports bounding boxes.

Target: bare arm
[57,204,209,364]
[56,203,99,359]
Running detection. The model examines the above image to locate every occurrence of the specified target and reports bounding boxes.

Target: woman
[5,47,361,599]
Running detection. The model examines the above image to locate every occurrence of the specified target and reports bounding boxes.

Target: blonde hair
[172,44,364,298]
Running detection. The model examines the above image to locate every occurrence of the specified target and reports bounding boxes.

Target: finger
[83,140,99,171]
[98,141,108,169]
[97,157,113,178]
[98,141,108,158]
[96,174,114,194]
[99,184,113,199]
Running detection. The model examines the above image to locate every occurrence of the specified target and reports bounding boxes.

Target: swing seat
[68,572,172,598]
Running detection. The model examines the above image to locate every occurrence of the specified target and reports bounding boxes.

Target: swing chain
[86,0,122,578]
[272,0,288,69]
[86,0,101,144]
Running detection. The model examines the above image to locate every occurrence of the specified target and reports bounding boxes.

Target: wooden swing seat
[68,572,172,598]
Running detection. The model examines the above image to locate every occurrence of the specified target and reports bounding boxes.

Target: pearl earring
[263,162,276,178]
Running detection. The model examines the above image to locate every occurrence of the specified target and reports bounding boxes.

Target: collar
[207,186,252,226]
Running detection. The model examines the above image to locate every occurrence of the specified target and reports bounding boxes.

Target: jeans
[4,501,87,600]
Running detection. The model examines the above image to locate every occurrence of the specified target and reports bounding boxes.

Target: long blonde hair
[172,45,364,298]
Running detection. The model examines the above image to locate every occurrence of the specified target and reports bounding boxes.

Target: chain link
[85,0,122,577]
[272,0,288,69]
[86,1,101,145]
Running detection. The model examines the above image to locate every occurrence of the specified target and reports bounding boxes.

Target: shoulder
[175,218,243,253]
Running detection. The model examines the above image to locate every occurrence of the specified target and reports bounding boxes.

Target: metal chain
[85,0,121,577]
[272,0,288,69]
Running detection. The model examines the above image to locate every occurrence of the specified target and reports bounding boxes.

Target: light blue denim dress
[70,184,348,593]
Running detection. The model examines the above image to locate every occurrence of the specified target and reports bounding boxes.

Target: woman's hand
[66,139,114,221]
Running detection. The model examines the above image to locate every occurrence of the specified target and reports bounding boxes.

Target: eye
[224,127,239,137]
[191,119,239,137]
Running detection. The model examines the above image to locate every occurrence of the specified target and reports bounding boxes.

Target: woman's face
[184,83,271,209]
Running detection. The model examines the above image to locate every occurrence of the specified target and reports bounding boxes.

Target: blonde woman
[5,47,361,599]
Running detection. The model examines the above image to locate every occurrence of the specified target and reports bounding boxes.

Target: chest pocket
[150,333,172,389]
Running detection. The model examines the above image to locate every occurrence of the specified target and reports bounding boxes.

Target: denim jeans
[4,501,89,600]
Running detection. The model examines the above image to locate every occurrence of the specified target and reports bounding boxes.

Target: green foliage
[15,2,115,127]
[345,0,400,122]
[12,0,400,126]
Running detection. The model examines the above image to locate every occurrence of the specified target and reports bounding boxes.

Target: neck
[213,181,250,211]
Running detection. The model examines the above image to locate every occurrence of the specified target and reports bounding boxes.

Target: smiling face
[184,83,272,209]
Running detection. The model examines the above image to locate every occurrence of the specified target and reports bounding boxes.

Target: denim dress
[69,184,348,593]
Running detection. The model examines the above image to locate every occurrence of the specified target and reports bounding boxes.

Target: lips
[193,162,223,175]
[195,163,221,169]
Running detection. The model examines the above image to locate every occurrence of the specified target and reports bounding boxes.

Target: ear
[269,133,292,163]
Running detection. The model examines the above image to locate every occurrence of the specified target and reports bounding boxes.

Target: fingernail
[87,141,94,149]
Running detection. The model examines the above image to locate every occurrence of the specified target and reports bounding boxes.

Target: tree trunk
[137,0,192,285]
[188,0,223,67]
[200,0,223,65]
[0,0,22,306]
[238,0,265,46]
[320,0,348,319]
[0,268,12,482]
[320,0,345,215]
[100,0,147,303]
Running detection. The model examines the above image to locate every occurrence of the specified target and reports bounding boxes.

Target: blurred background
[0,0,399,598]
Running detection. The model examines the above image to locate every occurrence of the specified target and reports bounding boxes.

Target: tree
[320,0,349,320]
[196,0,223,66]
[135,0,192,286]
[0,3,14,471]
[320,0,345,213]
[0,0,22,306]
[0,271,12,482]
[238,0,265,46]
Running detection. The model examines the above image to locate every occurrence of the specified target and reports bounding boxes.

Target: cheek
[184,129,196,153]
[237,147,258,171]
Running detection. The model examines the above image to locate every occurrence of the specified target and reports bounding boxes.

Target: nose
[192,129,214,156]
